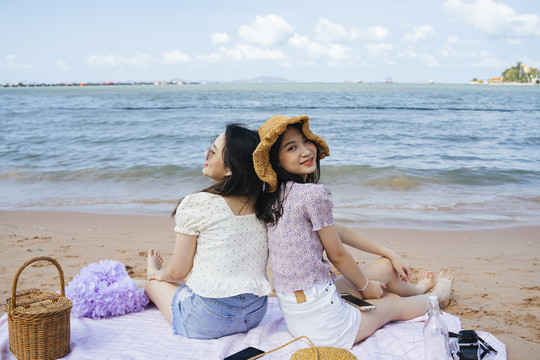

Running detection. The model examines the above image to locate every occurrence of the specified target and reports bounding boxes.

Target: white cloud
[439,36,459,58]
[399,49,440,67]
[366,43,393,58]
[288,34,324,56]
[288,33,351,60]
[469,57,508,67]
[162,50,192,64]
[444,0,540,37]
[315,18,350,42]
[326,44,351,61]
[505,38,522,45]
[84,52,152,67]
[0,54,34,70]
[315,20,390,42]
[362,26,391,42]
[478,50,491,57]
[238,14,294,46]
[402,25,435,42]
[446,36,459,45]
[439,38,501,60]
[196,53,224,62]
[219,44,287,61]
[211,32,230,45]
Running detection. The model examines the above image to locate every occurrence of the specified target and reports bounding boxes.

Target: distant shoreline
[470,81,539,86]
[3,80,540,88]
[1,81,201,88]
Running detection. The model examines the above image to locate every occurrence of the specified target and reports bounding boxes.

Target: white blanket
[0,298,506,359]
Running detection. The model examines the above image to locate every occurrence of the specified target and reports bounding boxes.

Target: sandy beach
[0,210,538,359]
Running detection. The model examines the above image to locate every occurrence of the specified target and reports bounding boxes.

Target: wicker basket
[5,256,73,360]
[247,336,357,360]
[290,346,357,360]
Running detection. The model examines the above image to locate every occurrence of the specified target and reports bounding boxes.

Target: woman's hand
[360,280,386,299]
[388,253,411,282]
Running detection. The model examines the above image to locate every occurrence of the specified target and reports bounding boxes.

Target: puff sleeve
[173,193,210,235]
[304,184,334,231]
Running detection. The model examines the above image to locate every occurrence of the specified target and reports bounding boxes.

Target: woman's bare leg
[354,271,453,343]
[334,257,434,298]
[134,279,147,288]
[144,249,183,324]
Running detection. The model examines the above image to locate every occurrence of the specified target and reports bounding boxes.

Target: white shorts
[276,281,361,349]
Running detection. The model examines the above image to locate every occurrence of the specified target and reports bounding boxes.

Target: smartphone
[224,346,265,360]
[340,293,377,311]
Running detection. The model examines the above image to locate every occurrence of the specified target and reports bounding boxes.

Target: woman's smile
[301,158,314,166]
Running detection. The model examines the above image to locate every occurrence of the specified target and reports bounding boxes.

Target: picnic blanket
[0,298,506,359]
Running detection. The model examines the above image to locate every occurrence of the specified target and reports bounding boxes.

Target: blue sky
[1,0,539,83]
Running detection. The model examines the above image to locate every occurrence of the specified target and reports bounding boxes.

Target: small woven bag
[5,256,73,360]
[248,336,357,360]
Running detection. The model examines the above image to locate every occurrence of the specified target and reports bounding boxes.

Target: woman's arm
[148,232,197,283]
[335,223,411,282]
[318,225,385,299]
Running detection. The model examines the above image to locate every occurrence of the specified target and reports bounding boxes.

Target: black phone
[340,293,377,311]
[224,346,265,360]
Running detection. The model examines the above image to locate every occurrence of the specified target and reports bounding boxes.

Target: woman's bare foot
[416,271,435,294]
[430,271,453,308]
[147,249,163,279]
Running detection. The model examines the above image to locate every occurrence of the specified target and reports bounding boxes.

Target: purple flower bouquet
[66,260,149,319]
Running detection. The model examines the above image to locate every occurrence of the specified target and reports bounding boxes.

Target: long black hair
[256,123,321,225]
[173,123,263,216]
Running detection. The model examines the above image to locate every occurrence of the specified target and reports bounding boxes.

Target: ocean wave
[0,165,202,183]
[321,165,540,188]
[9,103,523,113]
[2,163,538,189]
[361,175,421,190]
[4,197,179,211]
[288,105,518,112]
[516,195,540,204]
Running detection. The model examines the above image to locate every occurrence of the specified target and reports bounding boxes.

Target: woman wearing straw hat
[254,115,453,349]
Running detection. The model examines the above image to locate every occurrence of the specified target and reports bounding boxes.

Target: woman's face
[203,133,229,182]
[277,126,317,181]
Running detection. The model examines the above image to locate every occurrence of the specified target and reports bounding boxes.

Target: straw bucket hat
[253,115,330,192]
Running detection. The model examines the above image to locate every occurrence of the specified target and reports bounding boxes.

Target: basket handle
[248,336,319,360]
[10,256,66,310]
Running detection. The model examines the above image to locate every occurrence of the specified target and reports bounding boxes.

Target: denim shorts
[171,285,268,339]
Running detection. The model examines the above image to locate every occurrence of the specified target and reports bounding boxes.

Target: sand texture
[0,211,538,359]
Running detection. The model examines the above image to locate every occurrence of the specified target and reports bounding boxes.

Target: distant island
[471,62,539,85]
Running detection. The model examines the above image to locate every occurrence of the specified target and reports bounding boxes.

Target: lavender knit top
[268,182,335,292]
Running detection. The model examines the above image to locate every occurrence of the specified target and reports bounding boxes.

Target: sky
[1,0,539,84]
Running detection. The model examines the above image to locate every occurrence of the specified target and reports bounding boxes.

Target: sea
[1,83,539,229]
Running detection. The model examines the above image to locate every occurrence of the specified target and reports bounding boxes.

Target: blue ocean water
[1,83,539,228]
